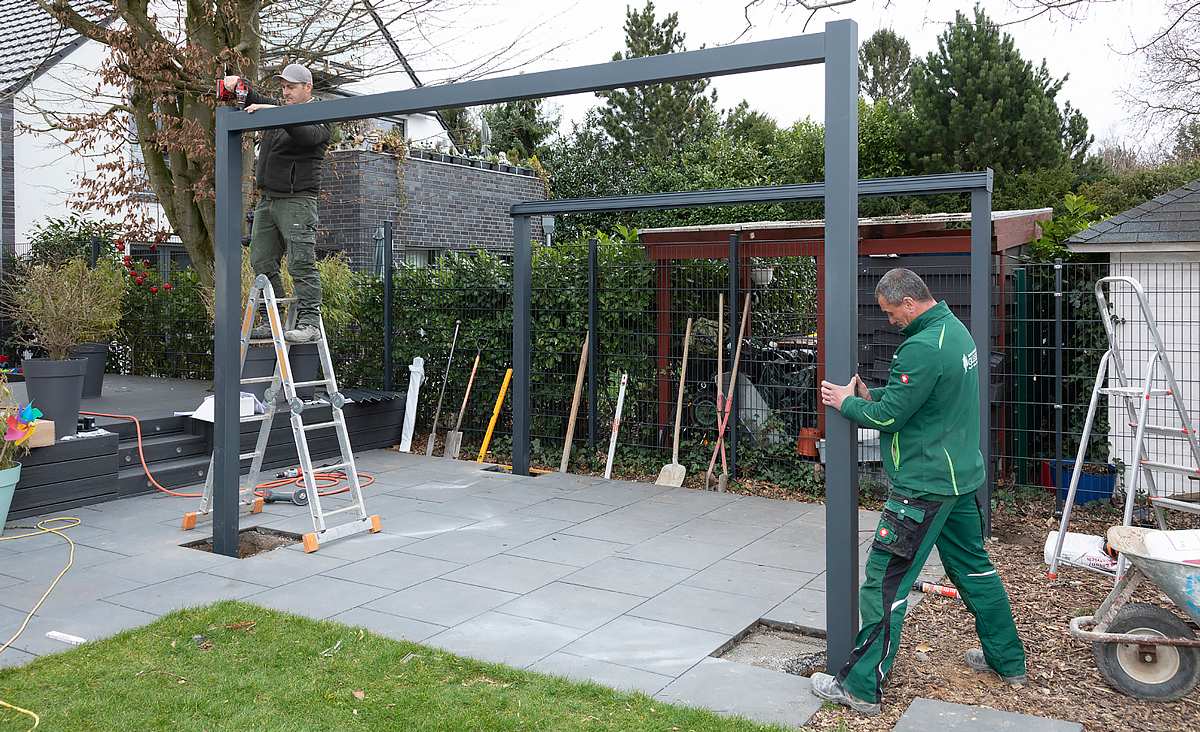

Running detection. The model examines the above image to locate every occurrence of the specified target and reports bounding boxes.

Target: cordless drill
[216,76,249,107]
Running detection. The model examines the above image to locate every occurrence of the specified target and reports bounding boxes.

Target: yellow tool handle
[477,368,513,463]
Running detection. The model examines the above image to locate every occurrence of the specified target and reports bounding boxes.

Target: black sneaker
[809,672,881,716]
[965,649,1027,686]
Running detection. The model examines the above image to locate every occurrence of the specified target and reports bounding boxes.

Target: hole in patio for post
[480,465,546,477]
[182,526,301,559]
[716,621,828,677]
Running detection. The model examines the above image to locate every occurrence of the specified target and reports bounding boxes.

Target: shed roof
[1068,180,1200,253]
[0,0,110,97]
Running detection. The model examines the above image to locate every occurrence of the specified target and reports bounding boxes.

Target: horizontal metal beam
[224,33,825,132]
[510,171,993,216]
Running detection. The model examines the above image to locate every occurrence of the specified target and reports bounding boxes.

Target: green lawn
[0,601,786,731]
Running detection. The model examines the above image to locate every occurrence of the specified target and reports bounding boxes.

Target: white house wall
[13,36,165,251]
[1107,251,1200,499]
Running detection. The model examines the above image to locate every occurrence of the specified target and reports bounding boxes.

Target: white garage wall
[1107,251,1200,499]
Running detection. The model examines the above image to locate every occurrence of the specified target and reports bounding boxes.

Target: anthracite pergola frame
[212,19,993,668]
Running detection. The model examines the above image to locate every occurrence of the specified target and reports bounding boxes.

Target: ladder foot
[369,515,382,533]
[182,512,198,531]
[302,532,319,553]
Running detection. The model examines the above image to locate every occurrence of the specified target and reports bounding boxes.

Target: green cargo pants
[250,195,322,326]
[837,488,1026,703]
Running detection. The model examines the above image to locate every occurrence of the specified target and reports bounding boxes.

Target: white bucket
[1045,530,1118,572]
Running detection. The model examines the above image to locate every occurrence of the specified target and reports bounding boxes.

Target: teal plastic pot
[0,463,21,536]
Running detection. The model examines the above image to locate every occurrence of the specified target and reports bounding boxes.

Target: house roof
[1,0,110,97]
[1068,180,1200,253]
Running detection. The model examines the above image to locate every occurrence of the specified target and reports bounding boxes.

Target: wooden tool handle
[671,319,692,464]
[560,334,589,473]
[453,351,480,431]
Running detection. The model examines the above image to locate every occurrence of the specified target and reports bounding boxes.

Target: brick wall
[318,149,546,256]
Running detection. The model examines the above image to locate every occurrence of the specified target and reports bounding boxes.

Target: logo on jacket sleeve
[962,348,978,373]
[900,374,909,384]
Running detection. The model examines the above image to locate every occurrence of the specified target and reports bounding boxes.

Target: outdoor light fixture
[541,216,555,247]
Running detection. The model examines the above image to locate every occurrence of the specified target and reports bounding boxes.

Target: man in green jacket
[810,268,1026,715]
[222,63,330,343]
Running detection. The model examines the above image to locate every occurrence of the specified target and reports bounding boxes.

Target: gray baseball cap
[276,63,313,84]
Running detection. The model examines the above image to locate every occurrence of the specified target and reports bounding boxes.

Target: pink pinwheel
[4,415,31,444]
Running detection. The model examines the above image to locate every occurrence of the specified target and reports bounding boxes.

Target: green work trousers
[837,488,1026,703]
[250,195,322,326]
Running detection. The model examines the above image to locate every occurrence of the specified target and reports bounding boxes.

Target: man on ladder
[222,63,329,343]
[813,268,1026,715]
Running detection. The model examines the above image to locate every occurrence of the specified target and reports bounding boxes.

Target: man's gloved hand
[223,74,240,89]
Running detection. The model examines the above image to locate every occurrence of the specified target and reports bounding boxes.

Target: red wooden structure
[638,209,1052,442]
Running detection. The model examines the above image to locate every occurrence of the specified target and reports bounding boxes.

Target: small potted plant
[1,257,126,440]
[0,372,41,533]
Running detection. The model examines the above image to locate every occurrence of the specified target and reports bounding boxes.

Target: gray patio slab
[442,554,577,594]
[242,574,394,620]
[402,529,528,565]
[104,572,267,615]
[560,556,695,597]
[197,546,349,588]
[683,559,818,602]
[0,647,35,669]
[497,582,645,631]
[628,584,777,635]
[702,496,816,527]
[0,520,119,554]
[365,578,517,626]
[4,543,131,582]
[465,513,572,542]
[0,566,146,614]
[329,606,445,643]
[321,551,463,591]
[0,600,159,656]
[0,572,22,590]
[367,509,477,539]
[411,494,528,520]
[617,534,741,570]
[562,615,728,677]
[97,545,237,586]
[728,538,828,574]
[505,533,630,567]
[529,652,674,696]
[764,587,826,631]
[892,698,1084,732]
[560,514,678,545]
[655,657,821,729]
[427,611,584,668]
[561,481,670,507]
[283,529,420,560]
[665,517,775,547]
[517,497,615,523]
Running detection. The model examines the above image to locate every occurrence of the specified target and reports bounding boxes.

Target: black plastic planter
[242,344,320,401]
[69,342,109,398]
[23,358,86,440]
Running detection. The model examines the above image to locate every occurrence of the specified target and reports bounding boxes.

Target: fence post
[89,235,100,268]
[1013,267,1031,485]
[1054,258,1064,515]
[588,237,598,449]
[382,222,395,392]
[728,232,740,480]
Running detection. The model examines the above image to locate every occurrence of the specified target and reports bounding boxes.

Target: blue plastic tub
[1050,459,1117,506]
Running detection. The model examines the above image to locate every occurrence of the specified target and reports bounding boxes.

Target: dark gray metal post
[823,18,859,671]
[89,236,100,267]
[971,186,993,535]
[728,233,740,479]
[512,216,532,476]
[1054,258,1064,514]
[212,110,244,558]
[588,237,598,449]
[382,222,395,392]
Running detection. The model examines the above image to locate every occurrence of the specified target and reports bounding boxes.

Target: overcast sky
[357,0,1169,149]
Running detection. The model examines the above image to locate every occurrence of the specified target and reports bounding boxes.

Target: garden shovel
[656,318,692,486]
[559,334,589,473]
[426,321,460,456]
[603,373,628,480]
[444,348,480,460]
[705,294,750,492]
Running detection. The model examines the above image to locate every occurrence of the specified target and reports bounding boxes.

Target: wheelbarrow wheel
[1094,603,1200,701]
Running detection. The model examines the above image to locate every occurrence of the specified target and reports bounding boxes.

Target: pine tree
[859,28,912,107]
[595,1,717,161]
[481,100,560,160]
[907,6,1091,179]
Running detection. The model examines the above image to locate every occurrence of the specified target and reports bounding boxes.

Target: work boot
[284,323,320,344]
[965,649,1027,687]
[809,672,881,716]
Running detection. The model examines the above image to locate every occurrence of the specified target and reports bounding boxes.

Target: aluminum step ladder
[182,275,381,553]
[1047,276,1200,579]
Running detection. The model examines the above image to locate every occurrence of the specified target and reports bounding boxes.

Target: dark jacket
[838,301,985,496]
[245,88,330,196]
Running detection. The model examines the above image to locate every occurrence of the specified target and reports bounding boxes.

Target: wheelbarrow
[1069,526,1200,701]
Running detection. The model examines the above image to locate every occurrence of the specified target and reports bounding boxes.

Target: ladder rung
[273,297,299,304]
[302,421,338,432]
[241,413,270,422]
[1128,422,1198,437]
[1101,387,1171,397]
[248,338,277,345]
[241,376,277,385]
[293,379,331,388]
[239,451,260,461]
[323,505,363,518]
[1149,496,1200,513]
[1139,459,1200,476]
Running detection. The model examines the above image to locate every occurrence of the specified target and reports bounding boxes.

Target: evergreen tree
[723,101,779,152]
[595,1,718,160]
[481,99,560,160]
[859,28,912,107]
[438,107,481,152]
[907,6,1091,179]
